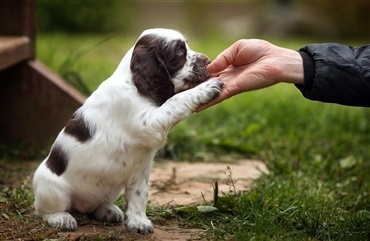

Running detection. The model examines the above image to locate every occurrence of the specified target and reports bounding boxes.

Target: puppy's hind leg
[34,177,77,230]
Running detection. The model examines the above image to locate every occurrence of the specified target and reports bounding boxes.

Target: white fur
[33,28,223,234]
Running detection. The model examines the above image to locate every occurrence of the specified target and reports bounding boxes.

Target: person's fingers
[207,55,230,73]
[207,42,240,73]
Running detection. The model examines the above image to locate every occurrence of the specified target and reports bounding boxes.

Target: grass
[1,33,369,240]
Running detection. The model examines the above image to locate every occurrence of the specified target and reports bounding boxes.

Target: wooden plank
[0,0,35,58]
[0,36,32,71]
[28,60,87,104]
[0,60,86,146]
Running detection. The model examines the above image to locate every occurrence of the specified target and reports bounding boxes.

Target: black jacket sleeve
[295,43,370,107]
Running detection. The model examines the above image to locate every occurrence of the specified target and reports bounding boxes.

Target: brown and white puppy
[33,28,223,234]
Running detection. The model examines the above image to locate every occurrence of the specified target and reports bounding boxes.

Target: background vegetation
[36,0,370,39]
[1,1,369,240]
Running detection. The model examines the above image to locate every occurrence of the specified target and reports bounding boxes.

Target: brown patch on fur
[64,113,93,142]
[46,144,68,176]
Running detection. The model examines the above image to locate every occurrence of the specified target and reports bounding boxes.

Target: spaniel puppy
[33,28,223,234]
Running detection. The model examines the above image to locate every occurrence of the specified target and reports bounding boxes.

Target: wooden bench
[0,0,86,148]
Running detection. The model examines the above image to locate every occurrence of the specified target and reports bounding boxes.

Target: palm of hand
[215,54,278,99]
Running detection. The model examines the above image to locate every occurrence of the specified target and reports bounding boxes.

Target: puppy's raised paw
[44,212,77,231]
[196,78,224,104]
[205,78,224,99]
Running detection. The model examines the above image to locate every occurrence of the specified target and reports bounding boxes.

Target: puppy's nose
[197,54,211,65]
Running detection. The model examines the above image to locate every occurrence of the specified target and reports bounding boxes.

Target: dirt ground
[0,159,267,240]
[150,160,268,206]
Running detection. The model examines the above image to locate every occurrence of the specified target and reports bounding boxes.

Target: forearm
[296,43,370,107]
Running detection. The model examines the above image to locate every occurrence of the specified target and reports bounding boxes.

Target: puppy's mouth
[177,56,211,93]
[177,70,211,93]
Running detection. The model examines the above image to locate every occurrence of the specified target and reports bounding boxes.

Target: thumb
[207,44,237,73]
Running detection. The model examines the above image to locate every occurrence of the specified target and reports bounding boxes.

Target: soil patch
[149,160,268,206]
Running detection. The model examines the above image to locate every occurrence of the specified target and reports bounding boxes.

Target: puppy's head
[130,28,211,105]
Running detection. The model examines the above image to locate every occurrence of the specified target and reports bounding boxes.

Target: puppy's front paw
[198,78,224,104]
[206,78,224,99]
[44,212,77,230]
[125,216,154,234]
[93,204,124,223]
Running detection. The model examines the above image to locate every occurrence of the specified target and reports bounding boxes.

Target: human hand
[198,39,304,111]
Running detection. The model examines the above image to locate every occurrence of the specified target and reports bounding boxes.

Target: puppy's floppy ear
[130,34,175,106]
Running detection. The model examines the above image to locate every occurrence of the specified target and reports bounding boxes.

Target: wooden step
[0,36,32,71]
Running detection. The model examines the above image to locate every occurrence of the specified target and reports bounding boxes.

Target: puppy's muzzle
[193,54,211,81]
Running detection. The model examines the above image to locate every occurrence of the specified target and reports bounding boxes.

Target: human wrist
[297,51,315,89]
[277,49,305,85]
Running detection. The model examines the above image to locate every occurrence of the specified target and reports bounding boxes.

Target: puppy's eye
[177,48,185,56]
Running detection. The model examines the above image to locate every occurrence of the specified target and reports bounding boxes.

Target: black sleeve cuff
[296,51,315,90]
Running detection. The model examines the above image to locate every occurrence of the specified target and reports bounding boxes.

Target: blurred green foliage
[36,1,369,40]
[36,0,132,33]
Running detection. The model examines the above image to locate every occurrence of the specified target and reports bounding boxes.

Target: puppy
[33,28,223,234]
